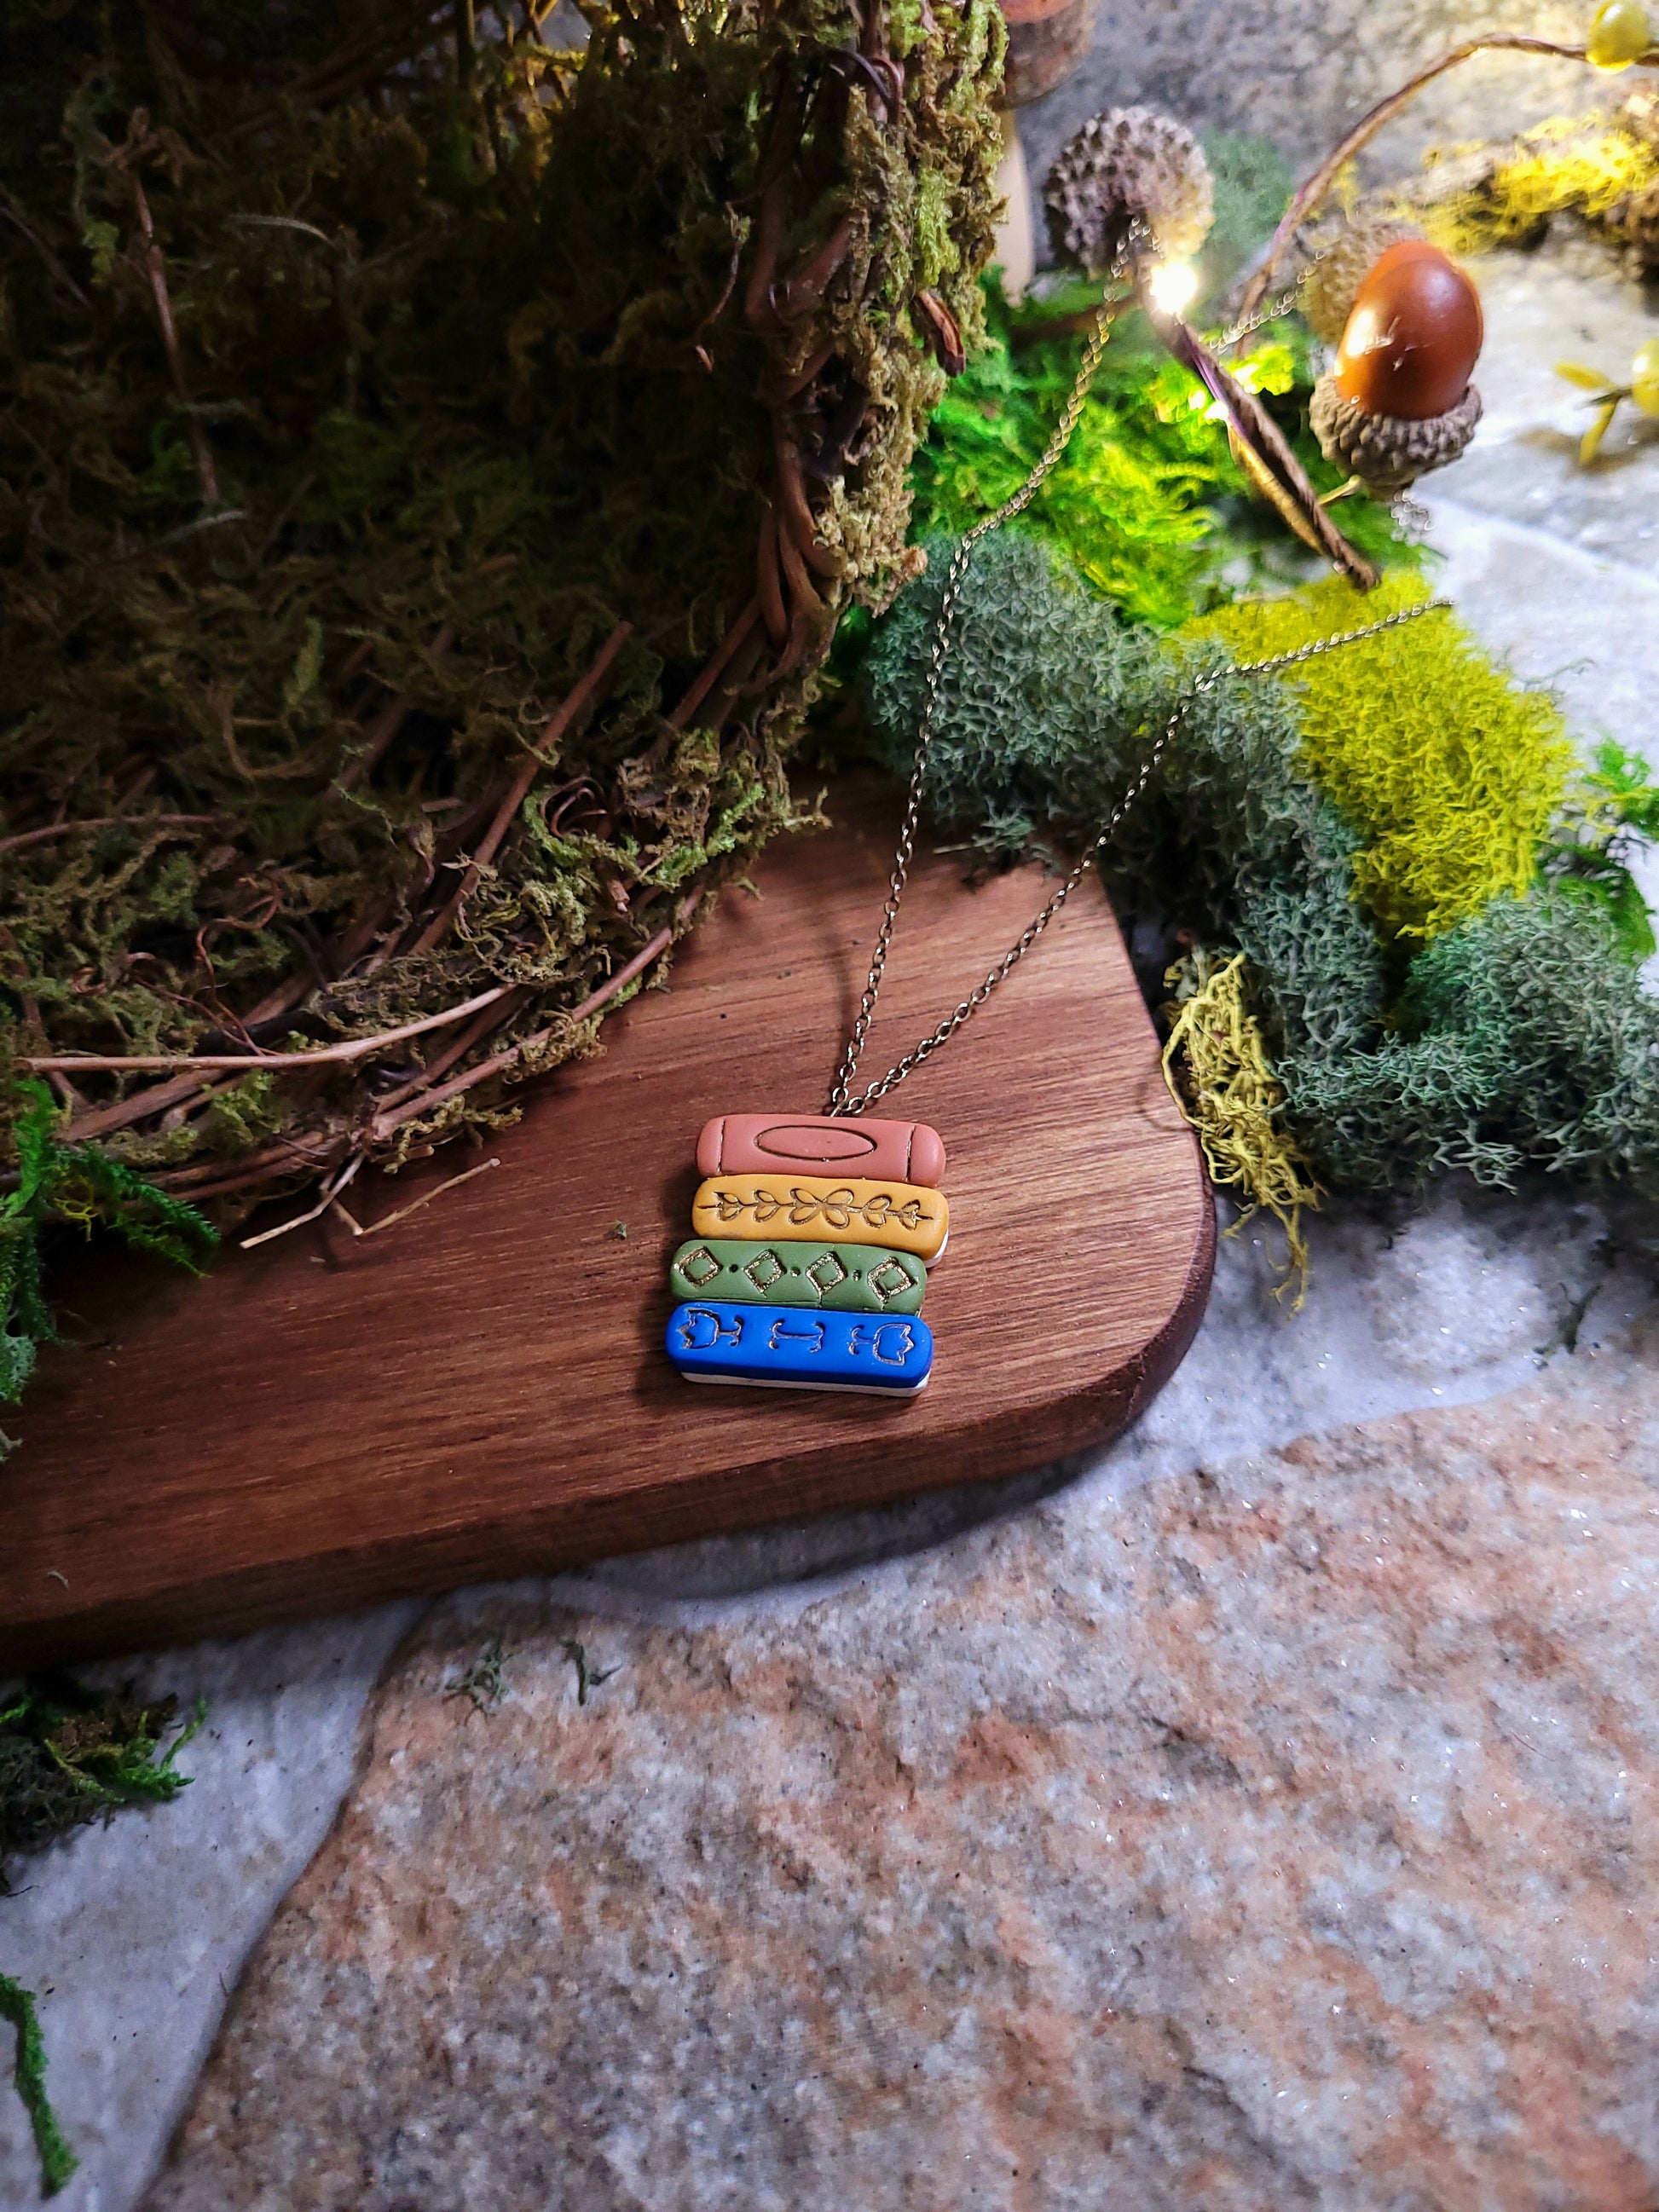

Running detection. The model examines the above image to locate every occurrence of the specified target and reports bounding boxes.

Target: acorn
[1310,240,1485,494]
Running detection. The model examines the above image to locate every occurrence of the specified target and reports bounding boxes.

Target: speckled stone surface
[1018,0,1602,195]
[0,1607,417,2212]
[143,1282,1659,2210]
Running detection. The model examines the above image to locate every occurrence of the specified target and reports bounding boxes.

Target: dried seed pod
[1044,107,1214,275]
[1298,216,1425,344]
[1310,373,1483,494]
[1334,240,1483,421]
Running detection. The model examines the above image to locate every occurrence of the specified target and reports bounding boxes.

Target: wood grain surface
[1,778,1214,1666]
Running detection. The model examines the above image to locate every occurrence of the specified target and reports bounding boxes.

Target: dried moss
[1161,948,1321,1299]
[0,0,1003,1223]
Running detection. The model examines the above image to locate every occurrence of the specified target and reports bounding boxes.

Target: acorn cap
[1044,107,1214,276]
[1298,217,1426,344]
[1309,374,1483,494]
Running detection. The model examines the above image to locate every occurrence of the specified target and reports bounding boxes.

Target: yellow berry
[1587,0,1652,69]
[1632,338,1659,417]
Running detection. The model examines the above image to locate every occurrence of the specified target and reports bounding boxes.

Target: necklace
[665,303,1447,1399]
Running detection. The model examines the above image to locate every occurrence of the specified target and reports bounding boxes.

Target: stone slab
[142,1288,1659,2209]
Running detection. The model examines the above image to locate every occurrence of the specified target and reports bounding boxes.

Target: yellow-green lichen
[1416,115,1659,255]
[1188,575,1575,943]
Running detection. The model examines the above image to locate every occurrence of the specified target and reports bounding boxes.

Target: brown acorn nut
[1333,240,1483,420]
[1298,217,1425,345]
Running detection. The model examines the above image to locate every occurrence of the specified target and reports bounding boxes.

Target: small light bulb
[1146,261,1199,316]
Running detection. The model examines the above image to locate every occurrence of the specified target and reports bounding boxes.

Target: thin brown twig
[21,984,512,1075]
[407,621,632,955]
[668,600,762,729]
[775,216,853,321]
[367,986,532,1114]
[328,1154,502,1239]
[152,1134,346,1198]
[64,1068,223,1144]
[772,433,841,579]
[103,510,250,565]
[131,173,220,509]
[212,3,455,147]
[0,192,90,308]
[238,1154,365,1249]
[755,507,788,644]
[0,812,225,859]
[1240,36,1655,317]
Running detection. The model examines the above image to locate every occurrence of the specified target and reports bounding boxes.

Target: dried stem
[775,216,853,320]
[22,985,512,1076]
[1154,308,1379,589]
[366,987,531,1114]
[772,433,841,578]
[755,506,788,644]
[338,624,456,790]
[0,812,225,858]
[328,1154,502,1240]
[668,600,762,729]
[238,1155,364,1249]
[1239,36,1655,318]
[130,173,220,509]
[213,3,455,147]
[0,191,90,309]
[153,1134,348,1198]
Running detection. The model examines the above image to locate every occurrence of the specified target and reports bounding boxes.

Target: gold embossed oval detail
[754,1122,878,1167]
[691,1175,950,1264]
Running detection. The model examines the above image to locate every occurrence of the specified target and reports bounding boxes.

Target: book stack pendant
[666,1114,947,1397]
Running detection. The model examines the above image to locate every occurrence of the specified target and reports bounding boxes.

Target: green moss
[0,1975,78,2198]
[0,1678,206,2196]
[1189,575,1576,942]
[864,529,1659,1200]
[2,1083,216,1407]
[0,1675,205,1872]
[905,279,1417,631]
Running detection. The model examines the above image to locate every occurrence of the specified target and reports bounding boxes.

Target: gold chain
[824,298,1449,1115]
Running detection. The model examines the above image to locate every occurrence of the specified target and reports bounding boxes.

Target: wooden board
[0,778,1214,1666]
